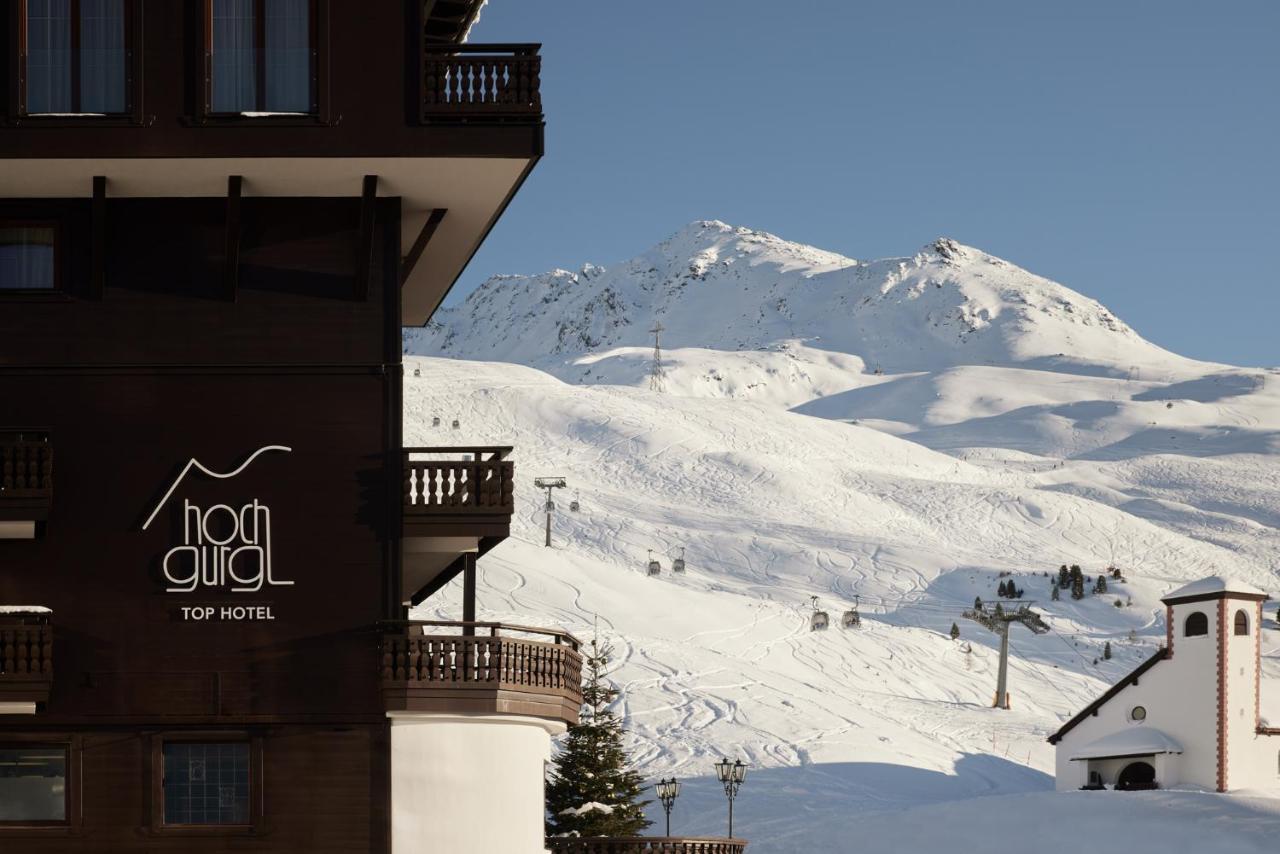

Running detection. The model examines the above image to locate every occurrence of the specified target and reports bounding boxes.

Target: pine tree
[1058,565,1070,589]
[950,622,960,641]
[997,580,1008,598]
[1069,565,1085,600]
[1104,641,1112,660]
[1051,583,1060,602]
[1096,575,1108,594]
[974,596,983,611]
[545,634,652,838]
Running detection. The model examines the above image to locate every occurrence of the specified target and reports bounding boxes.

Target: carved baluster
[504,462,515,511]
[529,55,542,112]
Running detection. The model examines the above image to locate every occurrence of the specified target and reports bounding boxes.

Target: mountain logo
[143,446,295,594]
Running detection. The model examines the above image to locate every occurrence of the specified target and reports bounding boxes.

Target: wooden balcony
[0,611,53,710]
[402,447,514,541]
[547,839,748,854]
[380,622,581,725]
[422,44,543,123]
[0,438,53,522]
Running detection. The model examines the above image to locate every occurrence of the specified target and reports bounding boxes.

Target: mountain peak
[409,221,1189,379]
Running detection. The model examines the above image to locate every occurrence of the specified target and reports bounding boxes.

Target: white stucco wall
[1056,594,1277,792]
[1224,600,1280,789]
[1055,601,1221,791]
[390,712,566,854]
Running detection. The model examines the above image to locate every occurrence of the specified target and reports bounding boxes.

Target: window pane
[26,0,73,114]
[211,0,258,113]
[0,227,57,290]
[79,0,128,113]
[0,747,67,822]
[163,742,250,825]
[264,0,311,112]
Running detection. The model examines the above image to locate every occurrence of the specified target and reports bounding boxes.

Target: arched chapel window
[1235,610,1250,636]
[1184,612,1208,637]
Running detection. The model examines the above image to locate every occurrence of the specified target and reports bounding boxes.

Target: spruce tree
[1058,565,1070,589]
[1070,566,1085,600]
[974,596,983,611]
[546,635,652,838]
[1051,584,1060,602]
[997,580,1008,598]
[950,622,960,641]
[1096,575,1108,594]
[1104,641,1112,660]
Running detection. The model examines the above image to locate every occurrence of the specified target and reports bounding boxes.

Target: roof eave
[1047,647,1168,745]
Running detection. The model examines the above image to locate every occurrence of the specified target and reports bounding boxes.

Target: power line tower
[962,602,1050,709]
[649,322,666,393]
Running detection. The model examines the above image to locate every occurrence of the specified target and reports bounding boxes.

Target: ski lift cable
[1007,635,1080,711]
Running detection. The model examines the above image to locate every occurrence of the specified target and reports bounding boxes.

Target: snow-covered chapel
[1049,576,1278,792]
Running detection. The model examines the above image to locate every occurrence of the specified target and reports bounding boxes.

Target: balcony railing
[547,839,748,854]
[0,440,52,493]
[403,447,514,517]
[421,44,542,123]
[381,621,581,725]
[0,610,53,708]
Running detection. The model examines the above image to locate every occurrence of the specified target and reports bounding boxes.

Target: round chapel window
[1130,706,1147,722]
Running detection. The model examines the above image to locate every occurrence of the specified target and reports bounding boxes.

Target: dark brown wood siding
[0,2,542,160]
[0,195,403,851]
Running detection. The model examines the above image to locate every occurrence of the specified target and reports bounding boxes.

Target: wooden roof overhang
[424,0,488,44]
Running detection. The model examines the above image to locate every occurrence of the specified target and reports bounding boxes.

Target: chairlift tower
[533,477,567,547]
[962,602,1050,708]
[649,322,666,393]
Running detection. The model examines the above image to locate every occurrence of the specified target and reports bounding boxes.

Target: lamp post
[654,777,681,837]
[714,758,747,839]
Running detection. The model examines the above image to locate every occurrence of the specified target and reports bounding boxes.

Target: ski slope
[404,222,1279,850]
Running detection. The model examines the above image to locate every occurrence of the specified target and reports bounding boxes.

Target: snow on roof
[1068,728,1183,761]
[0,606,51,614]
[1162,575,1267,602]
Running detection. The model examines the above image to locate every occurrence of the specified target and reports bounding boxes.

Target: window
[207,0,316,115]
[1129,705,1147,722]
[0,745,68,824]
[0,224,58,290]
[1235,609,1250,636]
[1185,611,1208,637]
[162,742,250,826]
[21,0,133,115]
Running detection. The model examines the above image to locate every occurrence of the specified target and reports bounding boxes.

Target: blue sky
[465,1,1278,367]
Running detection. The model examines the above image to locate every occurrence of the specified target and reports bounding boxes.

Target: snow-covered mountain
[408,220,1200,382]
[404,223,1280,851]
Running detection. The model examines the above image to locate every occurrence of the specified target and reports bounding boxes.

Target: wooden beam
[400,208,447,287]
[91,176,106,300]
[225,175,243,302]
[462,552,476,635]
[355,175,378,301]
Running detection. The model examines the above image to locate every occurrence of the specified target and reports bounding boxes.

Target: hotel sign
[143,446,295,601]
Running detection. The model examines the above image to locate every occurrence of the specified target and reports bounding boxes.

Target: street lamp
[533,477,567,547]
[714,758,747,839]
[654,777,681,837]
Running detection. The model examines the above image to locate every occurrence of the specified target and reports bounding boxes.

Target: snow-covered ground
[404,222,1280,851]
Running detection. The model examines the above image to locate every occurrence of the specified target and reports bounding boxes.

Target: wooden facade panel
[0,4,542,160]
[0,727,387,852]
[0,197,398,368]
[0,371,395,721]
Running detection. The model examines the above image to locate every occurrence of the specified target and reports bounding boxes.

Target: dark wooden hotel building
[0,2,579,851]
